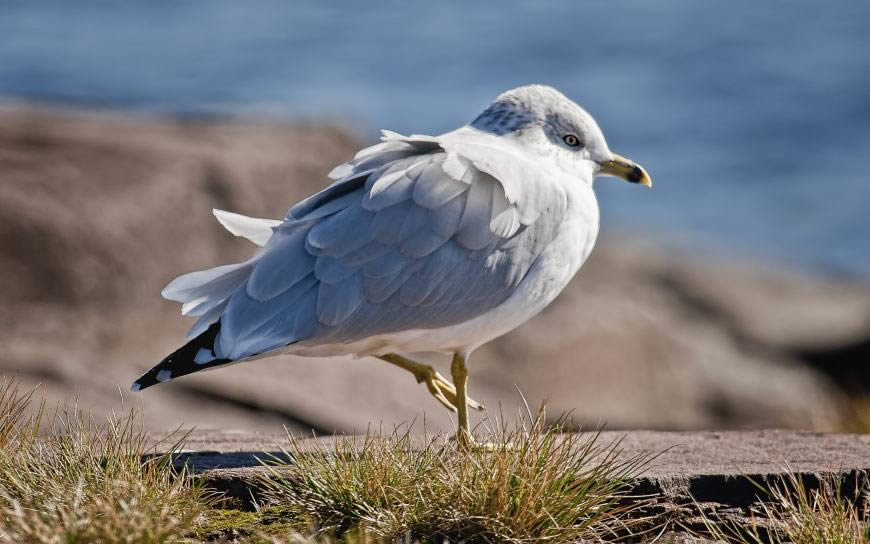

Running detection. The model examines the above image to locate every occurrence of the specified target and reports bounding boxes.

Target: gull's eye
[562,134,581,148]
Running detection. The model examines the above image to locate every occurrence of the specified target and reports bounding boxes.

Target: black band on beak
[597,153,652,187]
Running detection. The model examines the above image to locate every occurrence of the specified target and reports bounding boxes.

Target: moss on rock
[193,506,303,542]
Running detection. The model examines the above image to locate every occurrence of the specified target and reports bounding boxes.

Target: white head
[471,85,650,187]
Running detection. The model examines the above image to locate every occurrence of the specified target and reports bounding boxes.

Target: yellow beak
[598,153,652,187]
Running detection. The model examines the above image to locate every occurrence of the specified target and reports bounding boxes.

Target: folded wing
[178,129,570,361]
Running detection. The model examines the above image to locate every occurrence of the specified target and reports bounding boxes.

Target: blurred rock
[1,106,867,433]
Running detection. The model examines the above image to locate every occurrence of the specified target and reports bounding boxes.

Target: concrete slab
[152,429,870,512]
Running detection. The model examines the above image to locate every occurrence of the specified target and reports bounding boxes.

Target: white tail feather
[187,302,230,339]
[162,261,252,302]
[162,260,254,338]
[160,209,277,341]
[213,209,281,246]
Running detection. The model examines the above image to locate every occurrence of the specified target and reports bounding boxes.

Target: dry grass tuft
[0,379,211,544]
[260,409,656,543]
[702,470,870,544]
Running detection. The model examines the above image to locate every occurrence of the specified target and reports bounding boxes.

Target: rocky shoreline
[2,105,869,434]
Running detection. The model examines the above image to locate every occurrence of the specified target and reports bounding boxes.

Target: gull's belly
[290,185,600,358]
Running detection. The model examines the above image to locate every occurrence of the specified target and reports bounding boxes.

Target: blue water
[2,1,869,279]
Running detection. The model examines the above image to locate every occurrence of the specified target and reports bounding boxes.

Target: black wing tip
[130,322,228,392]
[130,368,168,392]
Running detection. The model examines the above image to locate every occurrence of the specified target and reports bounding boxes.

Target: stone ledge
[154,429,870,512]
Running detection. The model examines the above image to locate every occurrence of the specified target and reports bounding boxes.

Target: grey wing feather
[454,174,495,250]
[427,194,465,238]
[287,172,368,220]
[411,160,466,209]
[399,228,448,259]
[218,273,318,359]
[362,249,411,278]
[314,255,356,284]
[291,286,320,340]
[396,204,430,244]
[316,274,365,326]
[246,228,314,301]
[369,203,412,245]
[398,240,466,306]
[363,160,426,210]
[306,203,375,258]
[338,239,393,267]
[362,260,425,304]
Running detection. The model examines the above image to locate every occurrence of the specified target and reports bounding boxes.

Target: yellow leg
[377,353,484,413]
[451,352,474,450]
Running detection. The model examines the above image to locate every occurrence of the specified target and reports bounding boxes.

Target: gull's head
[470,85,651,187]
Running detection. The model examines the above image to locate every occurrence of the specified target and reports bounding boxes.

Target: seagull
[132,85,650,446]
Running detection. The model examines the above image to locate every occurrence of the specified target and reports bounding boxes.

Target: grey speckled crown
[470,97,536,135]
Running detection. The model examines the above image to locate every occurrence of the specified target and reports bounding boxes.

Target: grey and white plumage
[132,85,650,394]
